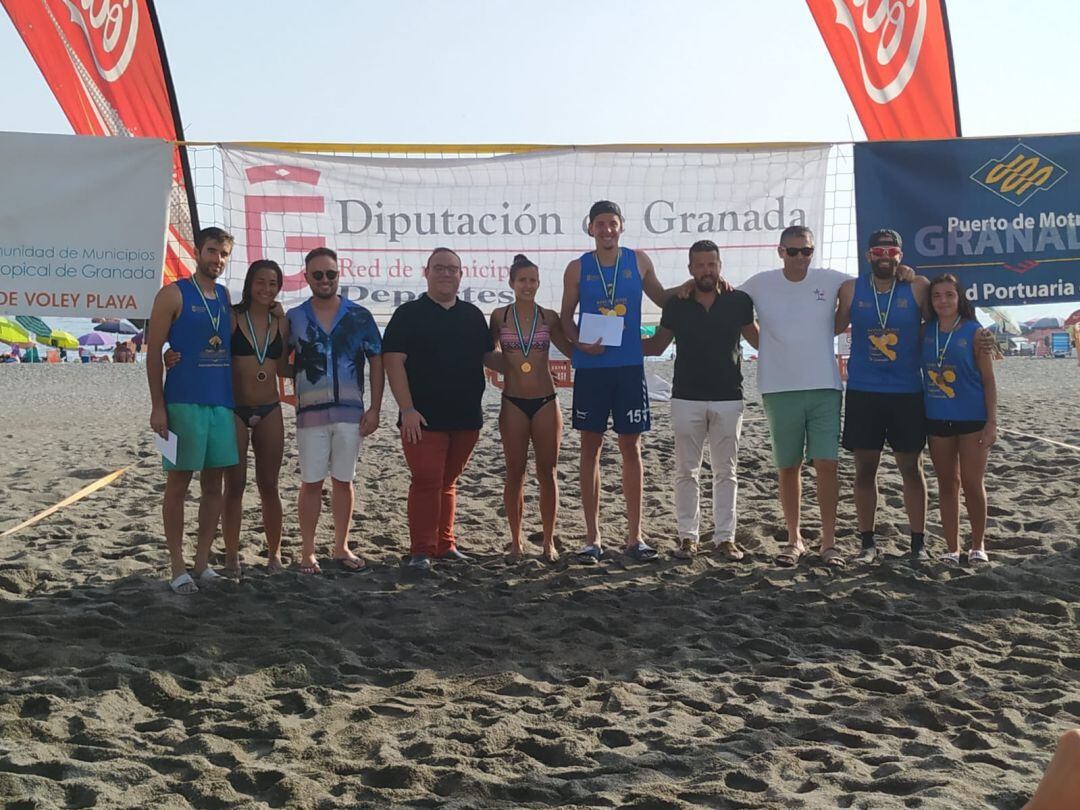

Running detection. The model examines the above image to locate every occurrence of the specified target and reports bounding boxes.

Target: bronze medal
[257,370,268,382]
[208,334,222,349]
[521,362,532,373]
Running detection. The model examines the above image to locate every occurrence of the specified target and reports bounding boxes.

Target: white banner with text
[0,131,173,319]
[220,146,831,321]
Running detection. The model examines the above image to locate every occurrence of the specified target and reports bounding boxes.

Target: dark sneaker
[435,548,471,563]
[857,544,879,564]
[910,547,930,562]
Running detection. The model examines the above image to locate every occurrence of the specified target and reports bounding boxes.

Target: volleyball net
[185,142,857,323]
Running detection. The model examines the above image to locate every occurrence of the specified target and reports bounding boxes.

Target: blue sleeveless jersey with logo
[572,247,643,369]
[848,276,922,393]
[921,319,986,421]
[163,278,234,408]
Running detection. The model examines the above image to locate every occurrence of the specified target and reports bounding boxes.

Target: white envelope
[579,312,624,347]
[154,430,178,464]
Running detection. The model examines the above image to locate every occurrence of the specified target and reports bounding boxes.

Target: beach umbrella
[1065,309,1080,328]
[1029,316,1064,330]
[14,315,53,338]
[94,319,138,335]
[39,330,79,350]
[0,317,32,346]
[78,331,116,347]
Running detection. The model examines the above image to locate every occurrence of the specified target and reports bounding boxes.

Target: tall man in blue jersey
[147,227,239,594]
[835,229,930,562]
[559,201,676,563]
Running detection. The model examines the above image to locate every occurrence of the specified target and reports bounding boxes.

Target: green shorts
[762,389,842,469]
[163,403,239,472]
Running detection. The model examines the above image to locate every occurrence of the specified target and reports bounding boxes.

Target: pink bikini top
[498,306,551,354]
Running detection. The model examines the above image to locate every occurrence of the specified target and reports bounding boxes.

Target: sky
[1,0,1078,321]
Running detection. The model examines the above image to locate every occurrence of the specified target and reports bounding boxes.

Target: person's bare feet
[506,542,524,563]
[267,555,286,574]
[541,544,559,563]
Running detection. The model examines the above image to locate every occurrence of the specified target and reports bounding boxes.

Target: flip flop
[198,568,223,582]
[775,544,803,567]
[968,548,990,565]
[820,547,847,568]
[333,557,369,573]
[575,544,603,565]
[624,542,658,562]
[169,572,198,594]
[941,551,961,566]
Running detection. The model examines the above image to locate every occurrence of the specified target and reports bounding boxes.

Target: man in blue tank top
[836,229,930,563]
[146,227,239,594]
[559,200,680,563]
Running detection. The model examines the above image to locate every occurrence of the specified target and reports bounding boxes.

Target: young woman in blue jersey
[490,254,574,563]
[922,274,997,565]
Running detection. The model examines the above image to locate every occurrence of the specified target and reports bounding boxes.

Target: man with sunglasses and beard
[286,247,384,575]
[739,226,848,568]
[835,229,931,564]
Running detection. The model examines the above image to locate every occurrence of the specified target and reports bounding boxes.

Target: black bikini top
[231,323,284,359]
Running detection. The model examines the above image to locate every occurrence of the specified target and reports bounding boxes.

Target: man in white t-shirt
[740,225,848,568]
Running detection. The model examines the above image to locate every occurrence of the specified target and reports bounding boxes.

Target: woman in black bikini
[224,260,289,574]
[490,254,574,562]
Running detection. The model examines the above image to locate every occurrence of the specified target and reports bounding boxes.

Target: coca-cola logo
[58,0,140,82]
[830,0,927,104]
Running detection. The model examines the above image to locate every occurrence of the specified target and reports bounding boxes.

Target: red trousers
[401,429,479,557]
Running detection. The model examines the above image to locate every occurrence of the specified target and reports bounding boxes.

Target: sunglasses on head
[783,246,814,257]
[869,246,902,258]
[309,269,338,281]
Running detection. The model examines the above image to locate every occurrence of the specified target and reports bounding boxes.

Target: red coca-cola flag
[2,0,198,284]
[807,0,961,140]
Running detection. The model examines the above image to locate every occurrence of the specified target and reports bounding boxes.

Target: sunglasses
[869,246,902,258]
[783,246,814,257]
[309,270,338,281]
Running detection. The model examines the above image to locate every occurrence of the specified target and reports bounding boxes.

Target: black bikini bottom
[503,393,557,420]
[234,402,280,428]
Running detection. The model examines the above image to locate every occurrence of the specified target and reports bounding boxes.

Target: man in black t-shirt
[644,240,757,560]
[382,247,500,573]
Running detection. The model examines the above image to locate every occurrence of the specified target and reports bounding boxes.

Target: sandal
[820,546,847,568]
[624,542,658,562]
[717,540,745,561]
[575,544,603,565]
[169,572,198,594]
[674,538,699,559]
[941,551,962,566]
[775,543,803,567]
[968,548,989,565]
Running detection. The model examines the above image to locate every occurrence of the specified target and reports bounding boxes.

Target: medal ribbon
[872,276,896,330]
[190,277,221,338]
[245,309,273,366]
[935,316,962,368]
[595,249,620,310]
[511,303,539,360]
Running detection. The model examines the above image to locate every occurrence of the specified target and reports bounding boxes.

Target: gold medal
[521,362,532,373]
[208,335,222,349]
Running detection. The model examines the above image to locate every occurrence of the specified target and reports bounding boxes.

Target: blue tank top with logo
[921,318,986,421]
[572,247,643,369]
[163,278,234,408]
[847,276,922,393]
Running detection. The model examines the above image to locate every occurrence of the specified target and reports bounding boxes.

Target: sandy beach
[0,357,1078,809]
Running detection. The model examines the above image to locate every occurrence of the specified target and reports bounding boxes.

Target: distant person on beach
[922,273,997,566]
[382,247,501,574]
[490,254,575,563]
[643,240,754,561]
[834,229,930,563]
[559,200,683,564]
[738,226,847,567]
[286,247,384,574]
[146,226,238,594]
[165,259,291,576]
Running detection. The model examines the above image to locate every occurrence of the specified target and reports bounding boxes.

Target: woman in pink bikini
[490,254,574,562]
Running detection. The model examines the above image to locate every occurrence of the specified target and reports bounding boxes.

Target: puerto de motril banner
[220,146,831,320]
[0,131,173,318]
[855,134,1080,305]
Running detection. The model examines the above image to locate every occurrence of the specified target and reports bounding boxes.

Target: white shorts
[297,421,363,483]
